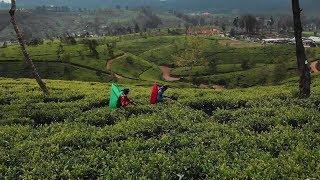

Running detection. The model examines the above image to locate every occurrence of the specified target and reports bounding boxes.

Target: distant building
[262,38,292,44]
[201,12,211,16]
[303,39,317,47]
[309,36,320,44]
[262,37,317,47]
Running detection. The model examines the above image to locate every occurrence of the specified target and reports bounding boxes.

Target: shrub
[241,58,255,70]
[106,42,116,59]
[27,38,44,46]
[83,39,99,59]
[1,41,8,48]
[61,36,77,45]
[61,53,71,62]
[75,109,124,126]
[1,77,320,179]
[273,60,288,84]
[77,50,85,60]
[1,52,6,58]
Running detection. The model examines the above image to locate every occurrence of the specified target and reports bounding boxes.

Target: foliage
[1,42,7,48]
[83,39,99,59]
[27,38,44,46]
[106,41,117,59]
[208,56,218,73]
[61,53,71,62]
[138,7,162,29]
[0,34,316,86]
[0,51,5,58]
[110,53,157,80]
[241,58,255,70]
[240,14,258,34]
[273,59,288,84]
[174,37,207,79]
[60,36,77,45]
[56,43,65,61]
[0,76,320,178]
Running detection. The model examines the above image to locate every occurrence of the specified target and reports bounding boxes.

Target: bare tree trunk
[292,0,311,97]
[9,0,49,94]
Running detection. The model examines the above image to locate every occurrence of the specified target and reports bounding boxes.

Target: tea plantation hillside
[2,34,319,87]
[1,76,320,179]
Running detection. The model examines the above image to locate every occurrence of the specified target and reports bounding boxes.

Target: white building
[309,36,320,44]
[262,38,292,44]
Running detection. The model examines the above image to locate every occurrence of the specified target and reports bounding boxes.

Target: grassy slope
[110,53,154,79]
[0,61,111,82]
[0,41,114,82]
[1,34,319,86]
[0,35,179,82]
[1,76,320,178]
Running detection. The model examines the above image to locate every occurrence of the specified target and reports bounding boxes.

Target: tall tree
[240,14,258,34]
[292,0,311,97]
[9,0,49,94]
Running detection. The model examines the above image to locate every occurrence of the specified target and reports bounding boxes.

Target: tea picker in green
[109,84,134,110]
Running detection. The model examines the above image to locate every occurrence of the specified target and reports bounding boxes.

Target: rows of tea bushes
[1,76,320,179]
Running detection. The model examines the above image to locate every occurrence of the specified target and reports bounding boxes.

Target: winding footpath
[106,55,126,79]
[159,65,226,90]
[107,57,181,82]
[159,66,181,82]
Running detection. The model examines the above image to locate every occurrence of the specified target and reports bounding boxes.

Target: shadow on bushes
[188,100,247,116]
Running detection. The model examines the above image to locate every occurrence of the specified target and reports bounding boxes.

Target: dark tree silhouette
[83,39,99,59]
[139,7,162,29]
[277,15,293,34]
[56,43,64,61]
[233,17,239,28]
[292,0,311,97]
[134,23,140,33]
[9,0,49,94]
[240,14,258,34]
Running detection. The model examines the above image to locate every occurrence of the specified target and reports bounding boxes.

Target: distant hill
[0,9,184,41]
[7,0,320,14]
[1,0,319,41]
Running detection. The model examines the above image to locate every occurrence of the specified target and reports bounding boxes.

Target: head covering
[161,85,168,91]
[122,88,130,95]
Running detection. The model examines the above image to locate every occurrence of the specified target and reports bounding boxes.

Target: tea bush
[1,76,320,179]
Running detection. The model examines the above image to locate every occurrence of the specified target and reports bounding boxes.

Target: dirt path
[311,61,320,73]
[106,55,125,79]
[212,85,225,91]
[160,66,181,82]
